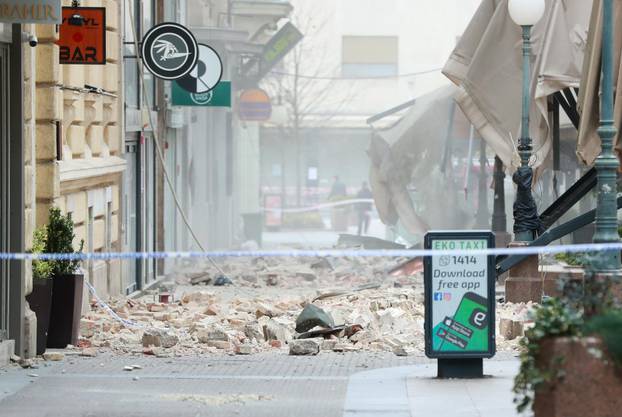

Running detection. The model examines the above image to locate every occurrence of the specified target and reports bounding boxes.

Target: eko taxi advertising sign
[424,231,496,359]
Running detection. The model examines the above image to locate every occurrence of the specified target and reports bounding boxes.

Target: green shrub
[513,298,583,413]
[554,252,586,266]
[32,227,52,280]
[44,207,84,276]
[584,311,622,367]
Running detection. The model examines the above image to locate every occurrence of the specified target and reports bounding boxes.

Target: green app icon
[432,292,488,352]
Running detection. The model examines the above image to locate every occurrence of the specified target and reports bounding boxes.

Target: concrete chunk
[289,339,321,356]
[141,329,179,348]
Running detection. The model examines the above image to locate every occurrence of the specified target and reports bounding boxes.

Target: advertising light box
[424,231,496,359]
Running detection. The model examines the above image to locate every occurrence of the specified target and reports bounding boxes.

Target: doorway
[123,141,140,294]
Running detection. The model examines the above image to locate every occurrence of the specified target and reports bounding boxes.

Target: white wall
[272,0,481,127]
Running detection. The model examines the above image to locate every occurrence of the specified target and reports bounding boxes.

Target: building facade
[0,22,26,358]
[1,0,125,358]
[3,0,295,356]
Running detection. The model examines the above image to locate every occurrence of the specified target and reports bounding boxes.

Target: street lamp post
[592,0,621,272]
[508,0,546,242]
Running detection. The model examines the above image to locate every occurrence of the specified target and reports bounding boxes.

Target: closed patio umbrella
[443,0,592,173]
[576,0,622,165]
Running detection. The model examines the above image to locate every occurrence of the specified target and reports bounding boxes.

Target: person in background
[328,175,347,200]
[356,181,373,235]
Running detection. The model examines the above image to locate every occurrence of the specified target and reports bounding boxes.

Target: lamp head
[508,0,545,26]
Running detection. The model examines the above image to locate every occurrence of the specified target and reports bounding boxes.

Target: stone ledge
[59,156,126,184]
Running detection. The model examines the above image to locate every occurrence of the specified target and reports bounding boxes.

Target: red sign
[264,195,283,228]
[58,7,106,65]
[238,89,272,121]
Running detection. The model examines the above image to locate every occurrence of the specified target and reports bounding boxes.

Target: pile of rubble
[77,257,532,357]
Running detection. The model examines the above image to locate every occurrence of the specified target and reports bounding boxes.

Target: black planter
[25,279,54,355]
[47,274,84,348]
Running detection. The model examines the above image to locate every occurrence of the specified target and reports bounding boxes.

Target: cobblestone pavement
[0,352,420,417]
[0,352,518,417]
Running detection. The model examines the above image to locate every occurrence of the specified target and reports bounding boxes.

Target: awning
[576,0,622,165]
[443,0,592,172]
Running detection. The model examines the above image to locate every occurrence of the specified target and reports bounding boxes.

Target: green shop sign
[172,81,231,107]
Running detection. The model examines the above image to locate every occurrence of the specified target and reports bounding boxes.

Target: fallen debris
[213,275,233,286]
[189,273,211,286]
[142,329,179,349]
[80,348,98,357]
[42,352,65,361]
[289,339,321,356]
[296,324,363,340]
[76,254,526,357]
[313,283,382,302]
[499,318,525,341]
[295,304,335,333]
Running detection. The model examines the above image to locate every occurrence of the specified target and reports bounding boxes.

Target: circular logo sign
[190,91,214,105]
[141,22,198,80]
[177,44,223,94]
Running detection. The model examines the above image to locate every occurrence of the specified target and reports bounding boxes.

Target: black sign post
[424,231,496,378]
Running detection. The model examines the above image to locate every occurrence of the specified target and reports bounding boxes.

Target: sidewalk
[344,359,524,417]
[408,361,523,417]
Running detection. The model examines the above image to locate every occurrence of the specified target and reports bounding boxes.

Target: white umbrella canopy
[443,0,592,172]
[577,0,622,165]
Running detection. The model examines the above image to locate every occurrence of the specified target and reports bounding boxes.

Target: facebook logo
[434,292,451,301]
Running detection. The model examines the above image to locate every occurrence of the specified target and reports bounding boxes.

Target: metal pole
[476,138,490,228]
[8,23,24,356]
[512,25,541,242]
[520,26,532,160]
[492,156,507,233]
[464,125,474,197]
[592,0,620,271]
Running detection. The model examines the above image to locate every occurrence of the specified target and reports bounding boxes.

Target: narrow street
[1,245,524,416]
[0,352,520,417]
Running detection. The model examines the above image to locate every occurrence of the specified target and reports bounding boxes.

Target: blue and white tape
[8,242,622,261]
[84,281,145,329]
[260,199,375,213]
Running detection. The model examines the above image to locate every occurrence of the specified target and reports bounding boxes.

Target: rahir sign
[0,1,61,24]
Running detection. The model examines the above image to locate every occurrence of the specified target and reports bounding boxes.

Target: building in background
[260,0,481,207]
[159,0,294,260]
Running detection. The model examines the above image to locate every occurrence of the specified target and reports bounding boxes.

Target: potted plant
[513,265,622,417]
[25,227,54,355]
[45,207,85,349]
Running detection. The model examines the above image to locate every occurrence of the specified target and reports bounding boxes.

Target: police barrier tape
[260,199,375,213]
[84,281,145,329]
[4,242,622,261]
